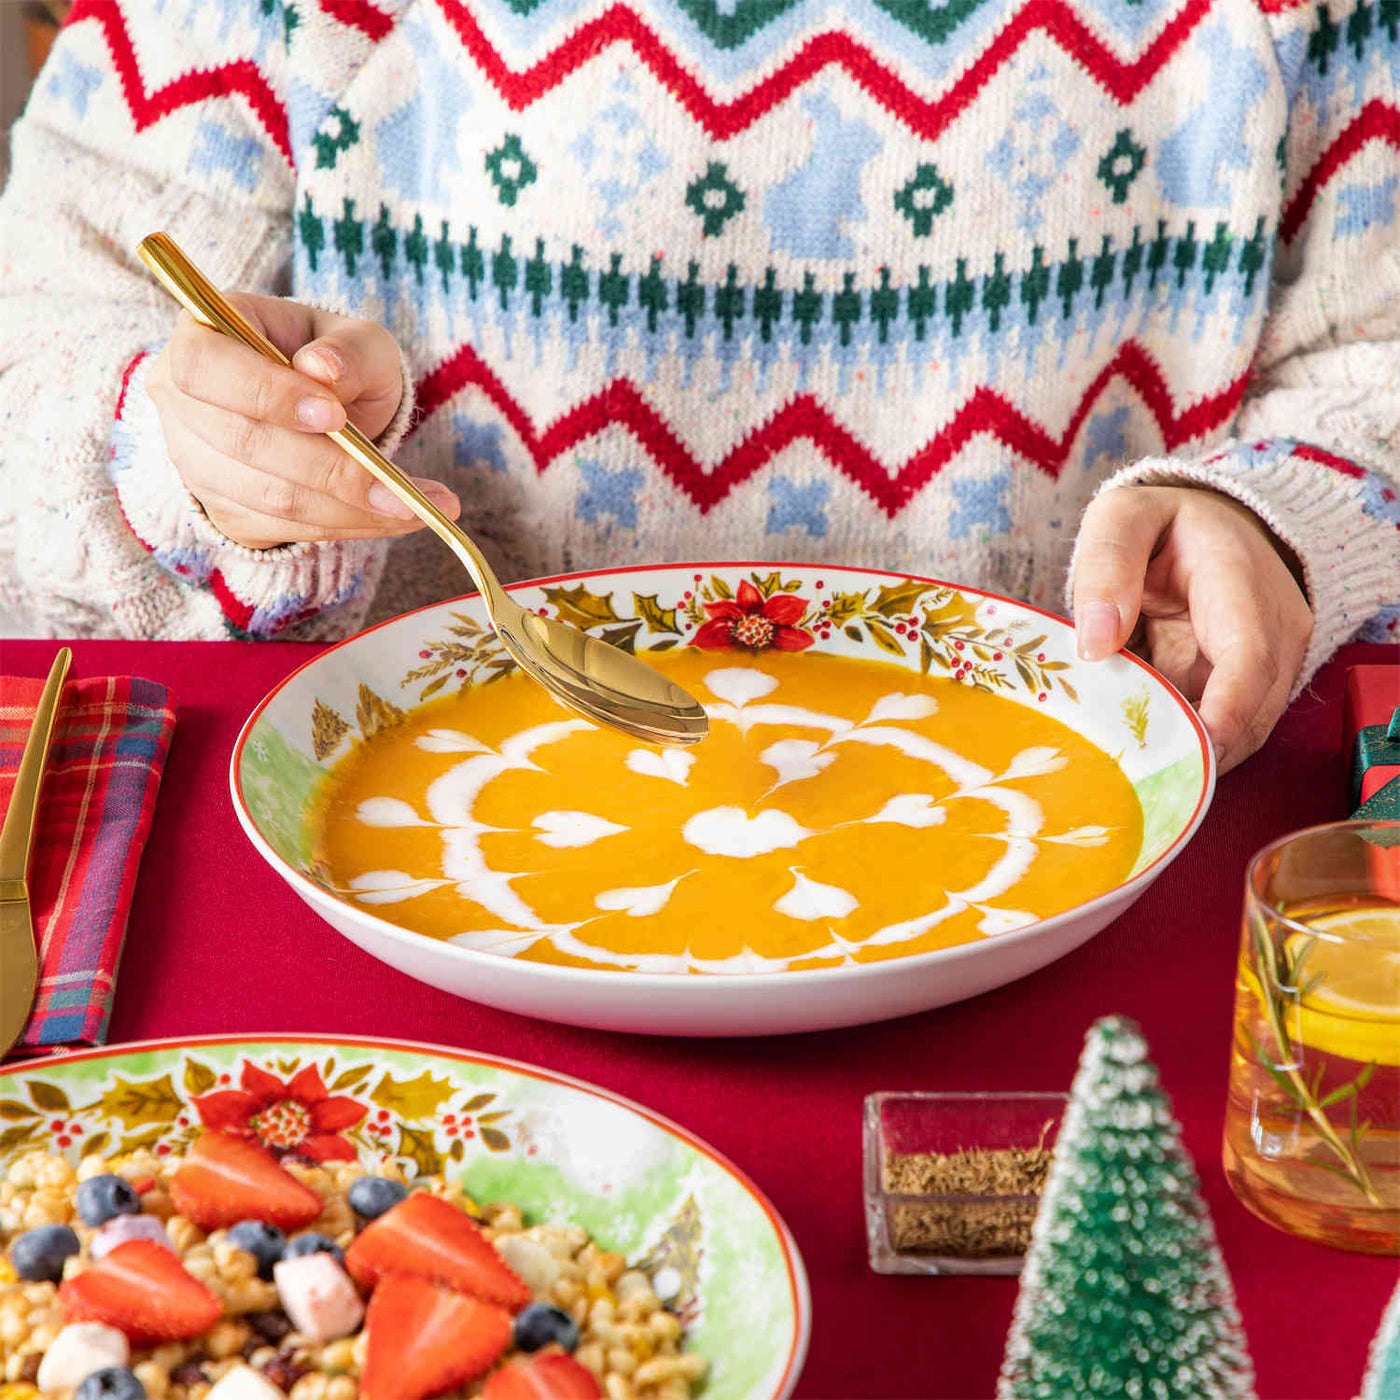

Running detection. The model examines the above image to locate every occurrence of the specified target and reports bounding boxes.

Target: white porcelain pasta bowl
[231,563,1213,1035]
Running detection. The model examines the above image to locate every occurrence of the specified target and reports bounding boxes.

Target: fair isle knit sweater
[0,0,1397,666]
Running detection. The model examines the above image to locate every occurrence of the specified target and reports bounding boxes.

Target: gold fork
[0,648,72,1058]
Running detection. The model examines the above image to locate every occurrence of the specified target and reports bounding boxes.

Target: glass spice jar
[864,1091,1068,1276]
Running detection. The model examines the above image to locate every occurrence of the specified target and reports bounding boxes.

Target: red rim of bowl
[230,561,1216,988]
[0,1031,811,1400]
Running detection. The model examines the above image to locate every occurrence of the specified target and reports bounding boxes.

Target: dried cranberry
[171,1364,208,1388]
[246,1311,294,1344]
[260,1352,309,1391]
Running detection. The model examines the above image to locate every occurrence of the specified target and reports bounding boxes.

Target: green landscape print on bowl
[0,1039,803,1400]
[238,567,1206,897]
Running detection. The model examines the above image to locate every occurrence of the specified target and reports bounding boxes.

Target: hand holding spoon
[136,233,708,748]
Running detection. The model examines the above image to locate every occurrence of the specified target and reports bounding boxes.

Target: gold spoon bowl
[137,233,708,748]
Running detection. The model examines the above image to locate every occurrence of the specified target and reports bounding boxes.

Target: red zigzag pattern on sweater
[67,0,291,159]
[67,2,1398,231]
[432,0,1213,141]
[317,0,395,40]
[71,0,1218,149]
[1281,99,1400,241]
[413,343,1249,516]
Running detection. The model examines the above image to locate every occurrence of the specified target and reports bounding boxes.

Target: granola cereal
[0,1141,706,1400]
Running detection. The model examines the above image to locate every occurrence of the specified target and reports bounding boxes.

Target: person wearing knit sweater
[0,0,1396,772]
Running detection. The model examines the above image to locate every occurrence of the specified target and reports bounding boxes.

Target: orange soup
[310,650,1142,973]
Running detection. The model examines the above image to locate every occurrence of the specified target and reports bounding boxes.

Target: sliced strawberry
[483,1354,602,1400]
[345,1192,529,1309]
[168,1131,322,1231]
[361,1272,512,1400]
[58,1240,222,1346]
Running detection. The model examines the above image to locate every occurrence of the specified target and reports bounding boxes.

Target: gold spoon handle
[136,233,505,608]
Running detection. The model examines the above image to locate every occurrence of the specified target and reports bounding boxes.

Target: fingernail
[416,479,461,515]
[300,346,344,382]
[1076,601,1120,661]
[296,396,340,431]
[1213,740,1227,768]
[366,482,415,519]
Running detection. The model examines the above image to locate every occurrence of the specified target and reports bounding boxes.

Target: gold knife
[0,648,72,1057]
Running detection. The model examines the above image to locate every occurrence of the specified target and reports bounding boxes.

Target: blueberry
[227,1220,286,1280]
[512,1301,581,1353]
[10,1224,81,1282]
[283,1232,345,1268]
[75,1174,142,1227]
[76,1369,146,1400]
[347,1176,408,1221]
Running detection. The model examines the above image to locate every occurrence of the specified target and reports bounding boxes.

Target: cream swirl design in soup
[312,651,1143,973]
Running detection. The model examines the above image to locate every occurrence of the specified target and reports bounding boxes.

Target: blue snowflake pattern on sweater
[569,71,671,242]
[950,472,1013,539]
[766,477,830,537]
[577,458,644,529]
[985,69,1081,236]
[1334,176,1400,237]
[46,51,103,119]
[189,120,264,192]
[453,415,509,473]
[1082,407,1132,469]
[1358,469,1400,528]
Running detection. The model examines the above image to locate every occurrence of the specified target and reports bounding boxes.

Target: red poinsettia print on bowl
[192,1061,367,1161]
[693,580,814,652]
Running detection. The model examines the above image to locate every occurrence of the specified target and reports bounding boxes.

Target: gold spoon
[137,233,708,748]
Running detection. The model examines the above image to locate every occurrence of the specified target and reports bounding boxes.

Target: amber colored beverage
[1222,823,1400,1254]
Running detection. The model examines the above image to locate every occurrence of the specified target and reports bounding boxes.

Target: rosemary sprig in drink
[1244,911,1381,1205]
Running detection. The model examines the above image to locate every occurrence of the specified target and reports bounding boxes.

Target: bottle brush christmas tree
[998,1015,1255,1400]
[1361,1275,1400,1400]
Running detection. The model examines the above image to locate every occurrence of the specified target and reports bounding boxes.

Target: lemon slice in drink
[1284,906,1400,1067]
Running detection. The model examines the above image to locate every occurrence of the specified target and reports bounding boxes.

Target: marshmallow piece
[494,1235,559,1299]
[89,1214,174,1261]
[36,1322,129,1393]
[650,1266,682,1303]
[205,1365,288,1400]
[273,1253,364,1344]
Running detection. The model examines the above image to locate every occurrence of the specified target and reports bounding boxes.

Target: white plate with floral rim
[0,1035,809,1398]
[231,563,1213,1036]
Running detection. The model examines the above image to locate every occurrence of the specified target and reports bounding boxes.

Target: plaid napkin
[0,673,176,1053]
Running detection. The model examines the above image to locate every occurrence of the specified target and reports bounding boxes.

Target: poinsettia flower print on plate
[233,565,1213,1035]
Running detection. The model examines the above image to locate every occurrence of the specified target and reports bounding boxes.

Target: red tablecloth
[4,637,1397,1398]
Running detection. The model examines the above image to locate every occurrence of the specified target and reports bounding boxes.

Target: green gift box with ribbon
[1346,666,1400,820]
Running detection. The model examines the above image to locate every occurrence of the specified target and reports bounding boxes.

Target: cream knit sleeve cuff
[1068,440,1400,693]
[106,339,416,637]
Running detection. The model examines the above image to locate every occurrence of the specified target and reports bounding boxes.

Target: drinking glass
[1223,820,1400,1253]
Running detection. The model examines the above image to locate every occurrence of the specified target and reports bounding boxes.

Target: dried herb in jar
[882,1124,1055,1258]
